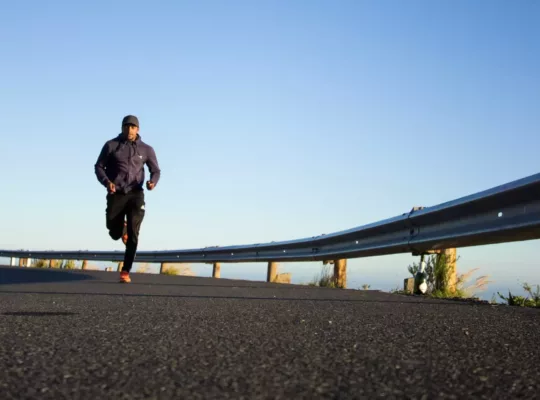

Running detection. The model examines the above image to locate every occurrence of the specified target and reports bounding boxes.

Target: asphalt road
[0,266,539,399]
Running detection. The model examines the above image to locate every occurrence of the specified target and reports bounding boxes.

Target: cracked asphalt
[0,266,539,399]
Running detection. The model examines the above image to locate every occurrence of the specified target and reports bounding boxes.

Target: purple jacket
[95,134,161,194]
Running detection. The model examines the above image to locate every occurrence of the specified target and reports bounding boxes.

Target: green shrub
[498,283,540,308]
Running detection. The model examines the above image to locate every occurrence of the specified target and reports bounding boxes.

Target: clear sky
[1,0,539,299]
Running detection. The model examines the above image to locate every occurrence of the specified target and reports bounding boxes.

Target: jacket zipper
[127,143,132,185]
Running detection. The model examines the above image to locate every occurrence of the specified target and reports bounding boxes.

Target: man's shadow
[0,266,96,285]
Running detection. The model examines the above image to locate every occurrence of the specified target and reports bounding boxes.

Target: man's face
[122,124,139,141]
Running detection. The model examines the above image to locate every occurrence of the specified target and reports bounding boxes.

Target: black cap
[122,115,139,127]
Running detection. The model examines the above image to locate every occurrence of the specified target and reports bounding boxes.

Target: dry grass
[431,267,493,298]
[457,268,492,296]
[136,263,150,273]
[31,259,77,269]
[308,264,344,289]
[31,259,49,268]
[160,263,195,276]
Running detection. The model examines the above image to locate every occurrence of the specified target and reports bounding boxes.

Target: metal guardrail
[2,172,540,263]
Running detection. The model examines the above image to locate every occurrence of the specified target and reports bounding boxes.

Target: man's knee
[109,230,123,241]
[107,219,124,241]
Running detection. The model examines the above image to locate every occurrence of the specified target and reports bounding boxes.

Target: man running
[94,115,161,283]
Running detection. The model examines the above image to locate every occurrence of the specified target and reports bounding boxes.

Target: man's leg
[106,193,127,241]
[122,191,146,273]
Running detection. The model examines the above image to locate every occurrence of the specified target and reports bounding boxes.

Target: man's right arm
[94,142,111,187]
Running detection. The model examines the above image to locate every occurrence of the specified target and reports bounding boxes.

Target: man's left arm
[145,146,161,190]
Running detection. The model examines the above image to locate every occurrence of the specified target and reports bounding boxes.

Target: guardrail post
[81,260,88,270]
[267,262,277,282]
[212,263,221,278]
[437,248,457,293]
[117,262,124,272]
[159,263,165,274]
[10,257,16,266]
[404,277,414,294]
[333,259,347,288]
[19,258,27,267]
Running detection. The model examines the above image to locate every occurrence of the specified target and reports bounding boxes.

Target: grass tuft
[498,282,540,308]
[307,264,344,289]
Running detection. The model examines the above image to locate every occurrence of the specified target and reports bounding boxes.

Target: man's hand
[107,181,116,194]
[146,181,155,190]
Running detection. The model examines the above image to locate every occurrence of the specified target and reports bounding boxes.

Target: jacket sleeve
[94,142,111,187]
[145,145,161,185]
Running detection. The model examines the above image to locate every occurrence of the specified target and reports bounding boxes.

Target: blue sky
[1,0,539,299]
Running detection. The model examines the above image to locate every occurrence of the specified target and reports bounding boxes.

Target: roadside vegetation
[497,283,540,308]
[32,259,49,268]
[398,253,539,308]
[401,253,491,300]
[160,263,195,276]
[161,264,181,275]
[307,264,345,289]
[31,259,77,269]
[136,263,150,273]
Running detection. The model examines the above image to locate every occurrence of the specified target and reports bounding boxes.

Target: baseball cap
[122,115,139,127]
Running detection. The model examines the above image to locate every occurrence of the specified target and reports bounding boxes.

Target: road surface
[0,266,539,399]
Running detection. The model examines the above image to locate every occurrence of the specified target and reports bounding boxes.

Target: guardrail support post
[20,258,31,267]
[212,263,221,278]
[333,259,347,288]
[81,260,88,270]
[10,257,16,266]
[117,262,124,272]
[267,262,277,282]
[437,248,457,293]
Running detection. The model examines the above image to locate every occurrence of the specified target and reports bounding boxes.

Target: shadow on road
[0,267,96,285]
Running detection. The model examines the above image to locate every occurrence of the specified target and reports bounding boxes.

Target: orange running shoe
[119,271,131,283]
